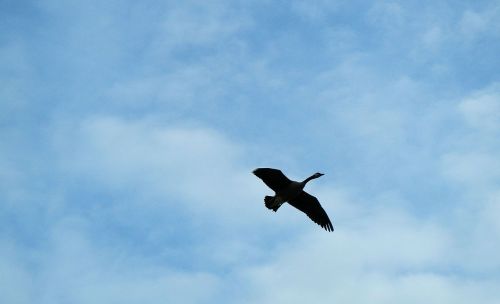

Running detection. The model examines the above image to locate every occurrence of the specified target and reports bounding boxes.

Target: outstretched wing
[253,168,292,192]
[288,191,334,232]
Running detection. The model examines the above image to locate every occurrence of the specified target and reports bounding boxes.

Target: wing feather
[253,168,293,192]
[288,191,334,231]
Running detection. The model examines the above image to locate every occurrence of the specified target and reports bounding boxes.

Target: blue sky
[1,0,500,302]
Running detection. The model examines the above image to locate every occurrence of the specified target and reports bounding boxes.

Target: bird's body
[267,181,303,209]
[253,168,334,232]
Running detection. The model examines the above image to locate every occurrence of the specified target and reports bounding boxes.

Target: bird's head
[312,172,324,178]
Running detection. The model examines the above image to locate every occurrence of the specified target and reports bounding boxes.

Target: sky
[1,0,500,303]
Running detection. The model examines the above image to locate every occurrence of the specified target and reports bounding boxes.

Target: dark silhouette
[253,168,334,232]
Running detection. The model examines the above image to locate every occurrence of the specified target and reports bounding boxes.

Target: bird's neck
[301,174,318,185]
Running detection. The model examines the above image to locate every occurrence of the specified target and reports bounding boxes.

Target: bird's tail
[265,196,281,212]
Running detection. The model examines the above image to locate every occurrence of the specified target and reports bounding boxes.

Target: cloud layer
[1,1,500,303]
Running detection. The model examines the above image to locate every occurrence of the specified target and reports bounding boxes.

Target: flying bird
[253,168,334,232]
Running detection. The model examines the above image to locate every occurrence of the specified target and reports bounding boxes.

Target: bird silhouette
[253,168,334,232]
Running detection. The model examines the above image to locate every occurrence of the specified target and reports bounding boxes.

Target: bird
[253,168,334,232]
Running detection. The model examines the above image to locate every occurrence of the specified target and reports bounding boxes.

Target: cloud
[52,116,258,218]
[460,5,500,40]
[159,1,249,47]
[0,217,223,304]
[290,0,342,22]
[441,152,500,188]
[460,10,488,38]
[2,1,500,303]
[437,84,500,276]
[48,114,315,250]
[458,84,500,132]
[0,41,33,122]
[105,64,228,112]
[421,26,444,51]
[0,240,33,304]
[367,1,405,30]
[440,84,500,195]
[237,201,499,304]
[143,0,251,64]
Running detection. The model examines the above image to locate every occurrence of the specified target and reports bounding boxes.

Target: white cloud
[459,4,500,40]
[0,42,32,121]
[367,2,405,32]
[106,65,226,110]
[50,115,294,234]
[440,84,500,204]
[441,152,500,188]
[0,240,33,304]
[290,0,342,21]
[0,152,25,205]
[460,10,487,37]
[481,191,500,235]
[236,201,499,304]
[437,84,500,276]
[2,1,500,302]
[149,1,250,54]
[54,116,236,192]
[421,26,444,51]
[460,10,489,40]
[313,67,425,149]
[458,84,500,132]
[0,217,223,304]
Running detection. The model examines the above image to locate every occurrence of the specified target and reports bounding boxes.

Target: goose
[253,168,334,232]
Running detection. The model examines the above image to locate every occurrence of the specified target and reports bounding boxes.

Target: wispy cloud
[458,83,500,132]
[1,0,500,303]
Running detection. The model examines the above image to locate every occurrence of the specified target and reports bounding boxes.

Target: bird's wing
[253,168,293,192]
[288,191,334,232]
